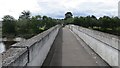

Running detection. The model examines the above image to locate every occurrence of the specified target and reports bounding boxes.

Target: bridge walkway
[43,27,109,67]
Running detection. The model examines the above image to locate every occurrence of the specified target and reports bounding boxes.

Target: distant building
[118,1,120,18]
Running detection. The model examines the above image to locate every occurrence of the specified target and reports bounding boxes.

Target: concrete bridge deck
[43,27,109,66]
[2,25,119,67]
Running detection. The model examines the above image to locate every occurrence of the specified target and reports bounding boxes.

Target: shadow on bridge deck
[42,26,110,67]
[42,27,63,66]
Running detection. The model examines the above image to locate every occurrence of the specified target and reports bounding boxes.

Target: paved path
[43,27,109,66]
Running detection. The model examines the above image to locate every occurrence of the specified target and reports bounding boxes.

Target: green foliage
[72,15,120,36]
[65,12,73,20]
[2,11,58,39]
[2,15,16,37]
[19,10,31,20]
[64,12,73,25]
[64,18,74,25]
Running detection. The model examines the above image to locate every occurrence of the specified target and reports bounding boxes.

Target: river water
[0,42,5,53]
[0,41,17,53]
[0,37,25,53]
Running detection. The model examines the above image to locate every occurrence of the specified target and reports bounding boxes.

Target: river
[0,41,17,53]
[0,42,5,53]
[0,37,25,53]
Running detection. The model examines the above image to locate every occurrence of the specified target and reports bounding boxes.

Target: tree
[65,12,73,20]
[99,16,111,29]
[111,17,120,30]
[90,15,98,28]
[2,15,16,37]
[17,11,31,37]
[1,11,61,38]
[42,16,57,29]
[73,17,80,25]
[19,10,31,20]
[64,12,73,25]
[30,15,42,34]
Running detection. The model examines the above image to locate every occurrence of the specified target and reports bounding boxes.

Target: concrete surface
[70,25,119,50]
[43,27,110,67]
[2,25,60,66]
[69,25,119,67]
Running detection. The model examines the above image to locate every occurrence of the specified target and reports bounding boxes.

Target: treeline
[2,11,60,39]
[64,13,120,36]
[2,11,120,38]
[73,15,120,36]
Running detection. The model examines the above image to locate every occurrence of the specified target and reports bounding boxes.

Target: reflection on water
[0,41,17,53]
[0,42,5,53]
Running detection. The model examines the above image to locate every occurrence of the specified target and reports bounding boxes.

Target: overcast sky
[0,0,119,20]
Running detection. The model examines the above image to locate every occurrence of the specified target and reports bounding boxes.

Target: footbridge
[1,25,120,68]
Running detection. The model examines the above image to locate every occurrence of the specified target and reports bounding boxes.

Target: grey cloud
[33,0,118,19]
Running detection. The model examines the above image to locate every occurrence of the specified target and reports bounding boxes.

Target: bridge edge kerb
[2,47,27,66]
[69,25,119,66]
[70,25,119,50]
[1,25,61,66]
